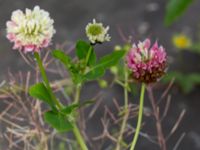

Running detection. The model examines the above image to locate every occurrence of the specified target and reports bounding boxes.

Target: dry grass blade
[173,132,186,150]
[166,110,186,140]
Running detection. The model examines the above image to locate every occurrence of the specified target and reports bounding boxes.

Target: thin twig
[173,133,186,150]
[147,86,167,150]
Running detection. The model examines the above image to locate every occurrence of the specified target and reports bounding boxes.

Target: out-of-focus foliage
[163,72,200,93]
[164,0,194,26]
[164,0,200,93]
[189,43,200,54]
[164,33,200,93]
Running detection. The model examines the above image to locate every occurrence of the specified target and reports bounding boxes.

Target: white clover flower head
[86,19,111,44]
[6,6,56,53]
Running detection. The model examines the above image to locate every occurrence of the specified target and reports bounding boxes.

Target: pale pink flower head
[6,6,56,53]
[126,39,167,83]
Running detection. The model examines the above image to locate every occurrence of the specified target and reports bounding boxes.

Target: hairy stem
[34,52,62,109]
[70,43,94,150]
[130,83,146,150]
[73,84,88,150]
[73,124,88,150]
[115,67,129,150]
[34,52,87,150]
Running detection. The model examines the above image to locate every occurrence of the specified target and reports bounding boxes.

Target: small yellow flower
[172,34,191,49]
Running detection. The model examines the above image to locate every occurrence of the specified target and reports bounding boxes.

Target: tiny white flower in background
[6,6,56,53]
[85,19,111,44]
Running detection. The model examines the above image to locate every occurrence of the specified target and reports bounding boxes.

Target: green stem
[130,83,146,150]
[74,84,81,104]
[85,46,93,66]
[69,45,92,150]
[73,124,88,150]
[34,52,88,150]
[71,43,93,149]
[34,52,62,109]
[72,84,88,150]
[124,71,128,108]
[115,67,129,150]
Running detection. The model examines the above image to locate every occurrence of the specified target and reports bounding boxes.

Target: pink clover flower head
[126,39,167,83]
[6,6,56,53]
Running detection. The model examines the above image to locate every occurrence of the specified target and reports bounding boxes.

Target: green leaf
[61,100,95,115]
[52,50,83,84]
[84,50,125,80]
[29,83,55,108]
[164,0,194,26]
[97,50,126,68]
[84,67,105,80]
[52,50,72,69]
[76,40,96,66]
[44,111,74,132]
[60,104,79,115]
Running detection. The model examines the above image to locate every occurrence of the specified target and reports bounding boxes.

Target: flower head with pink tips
[6,6,56,53]
[126,39,167,83]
